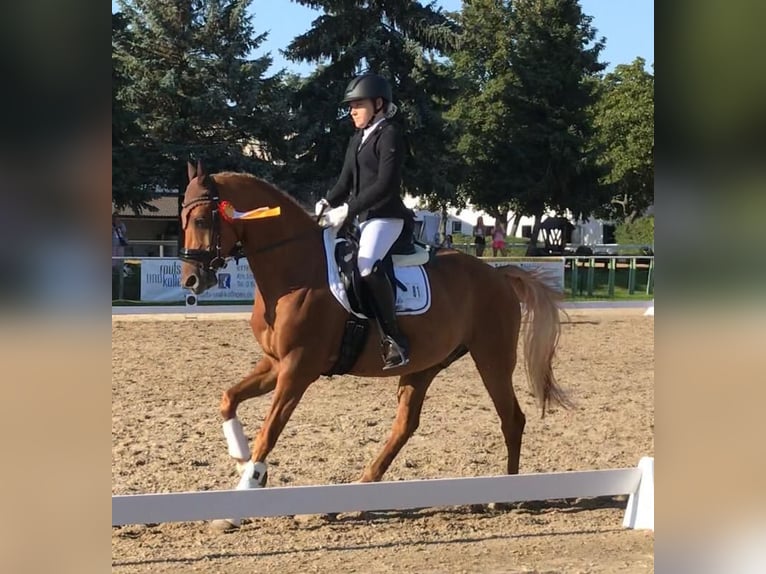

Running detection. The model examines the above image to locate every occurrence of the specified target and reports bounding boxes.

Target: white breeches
[357,218,404,276]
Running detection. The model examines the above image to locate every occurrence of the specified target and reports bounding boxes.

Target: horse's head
[179,160,240,295]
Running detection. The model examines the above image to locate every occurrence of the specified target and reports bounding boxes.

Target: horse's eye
[194,217,209,229]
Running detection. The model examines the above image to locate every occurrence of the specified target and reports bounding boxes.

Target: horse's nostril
[184,275,199,289]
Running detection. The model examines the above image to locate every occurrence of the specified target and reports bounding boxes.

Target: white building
[403,194,615,246]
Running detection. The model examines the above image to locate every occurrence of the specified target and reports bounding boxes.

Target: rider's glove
[319,203,349,228]
[314,198,330,216]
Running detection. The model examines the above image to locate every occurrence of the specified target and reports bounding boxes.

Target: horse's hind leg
[469,333,526,476]
[360,364,442,483]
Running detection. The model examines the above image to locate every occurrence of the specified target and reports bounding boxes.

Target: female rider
[317,73,411,370]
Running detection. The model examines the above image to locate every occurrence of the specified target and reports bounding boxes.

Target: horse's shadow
[112,496,630,568]
[508,495,628,514]
[321,495,627,525]
[113,528,624,568]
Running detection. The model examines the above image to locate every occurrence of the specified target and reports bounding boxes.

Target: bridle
[179,176,326,273]
[179,176,244,272]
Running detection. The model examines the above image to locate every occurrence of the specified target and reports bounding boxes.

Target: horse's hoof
[210,518,240,532]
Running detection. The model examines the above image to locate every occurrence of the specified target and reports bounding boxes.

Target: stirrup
[383,355,409,370]
[382,338,410,370]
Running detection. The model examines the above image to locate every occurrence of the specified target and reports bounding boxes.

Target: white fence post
[622,456,654,530]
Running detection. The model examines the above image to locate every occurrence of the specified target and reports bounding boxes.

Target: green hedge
[616,216,654,247]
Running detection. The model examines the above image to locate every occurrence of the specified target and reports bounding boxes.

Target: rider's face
[348,99,379,129]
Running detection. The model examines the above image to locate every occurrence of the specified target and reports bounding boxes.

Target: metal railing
[117,240,179,258]
[448,241,653,256]
[564,255,654,297]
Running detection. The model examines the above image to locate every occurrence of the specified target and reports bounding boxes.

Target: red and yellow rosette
[218,201,281,223]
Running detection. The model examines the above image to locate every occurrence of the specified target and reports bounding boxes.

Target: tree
[592,57,654,223]
[113,12,155,212]
[505,0,609,254]
[447,0,520,227]
[112,0,287,212]
[282,0,461,207]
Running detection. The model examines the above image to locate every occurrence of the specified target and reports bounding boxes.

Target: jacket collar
[357,117,387,151]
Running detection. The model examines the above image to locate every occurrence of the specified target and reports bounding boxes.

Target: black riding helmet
[341,73,392,106]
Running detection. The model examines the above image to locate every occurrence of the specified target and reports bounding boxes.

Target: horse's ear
[187,160,197,182]
[197,158,205,178]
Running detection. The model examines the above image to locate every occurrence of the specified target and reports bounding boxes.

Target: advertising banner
[140,258,256,302]
[139,256,564,303]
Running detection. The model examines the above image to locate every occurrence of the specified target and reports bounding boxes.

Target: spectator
[112,211,128,268]
[492,221,506,256]
[474,216,487,257]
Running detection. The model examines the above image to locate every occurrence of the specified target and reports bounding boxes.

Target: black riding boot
[363,266,410,370]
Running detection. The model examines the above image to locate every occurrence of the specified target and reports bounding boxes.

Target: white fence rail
[112,457,654,531]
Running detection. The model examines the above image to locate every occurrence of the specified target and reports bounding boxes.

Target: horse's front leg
[237,366,314,490]
[212,357,283,531]
[220,356,278,474]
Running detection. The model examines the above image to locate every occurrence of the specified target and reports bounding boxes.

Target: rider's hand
[314,198,330,216]
[319,203,349,228]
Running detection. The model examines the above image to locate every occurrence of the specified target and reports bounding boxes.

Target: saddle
[334,221,433,317]
[323,215,437,376]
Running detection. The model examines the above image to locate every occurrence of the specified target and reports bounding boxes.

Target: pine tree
[282,0,461,207]
[113,12,155,212]
[112,0,287,211]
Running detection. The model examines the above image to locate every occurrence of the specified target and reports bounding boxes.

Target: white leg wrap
[222,418,251,460]
[219,460,267,528]
[237,461,268,490]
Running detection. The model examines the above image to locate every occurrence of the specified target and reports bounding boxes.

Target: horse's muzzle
[183,267,218,295]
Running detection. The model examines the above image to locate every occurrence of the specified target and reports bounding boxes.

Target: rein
[180,181,326,271]
[233,202,328,257]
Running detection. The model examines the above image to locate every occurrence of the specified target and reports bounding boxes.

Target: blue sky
[113,1,654,76]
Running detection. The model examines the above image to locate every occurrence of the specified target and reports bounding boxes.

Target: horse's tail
[498,265,573,417]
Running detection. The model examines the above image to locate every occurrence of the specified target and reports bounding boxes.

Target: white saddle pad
[323,228,431,318]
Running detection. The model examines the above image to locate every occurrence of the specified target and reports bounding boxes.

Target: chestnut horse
[179,160,570,523]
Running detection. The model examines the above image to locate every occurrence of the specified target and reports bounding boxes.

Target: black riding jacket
[325,119,411,223]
